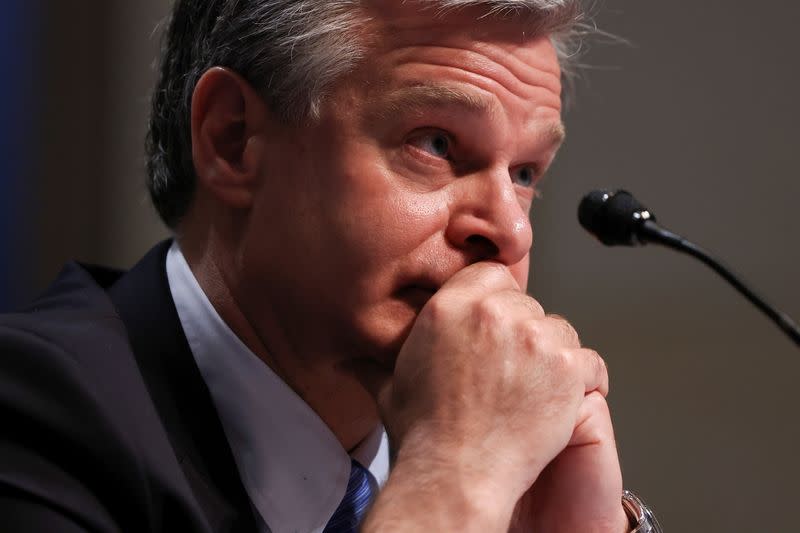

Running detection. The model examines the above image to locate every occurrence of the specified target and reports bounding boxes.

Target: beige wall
[35,0,167,289]
[32,2,800,531]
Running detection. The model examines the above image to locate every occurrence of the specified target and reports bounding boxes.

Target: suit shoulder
[0,260,139,401]
[0,263,196,532]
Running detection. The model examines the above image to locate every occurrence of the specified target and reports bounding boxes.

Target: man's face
[238,6,564,372]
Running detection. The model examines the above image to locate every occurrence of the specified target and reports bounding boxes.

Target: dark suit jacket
[0,241,259,532]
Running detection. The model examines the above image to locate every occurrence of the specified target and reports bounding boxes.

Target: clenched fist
[361,262,628,533]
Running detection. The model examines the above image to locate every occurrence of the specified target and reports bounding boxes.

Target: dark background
[4,1,799,531]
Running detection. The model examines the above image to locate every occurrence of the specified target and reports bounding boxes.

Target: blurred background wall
[2,1,798,531]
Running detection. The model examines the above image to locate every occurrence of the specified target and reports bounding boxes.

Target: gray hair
[146,0,588,227]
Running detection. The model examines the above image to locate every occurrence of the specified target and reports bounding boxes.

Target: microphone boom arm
[638,220,800,347]
[578,189,800,348]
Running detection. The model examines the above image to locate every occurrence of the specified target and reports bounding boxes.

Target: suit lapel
[107,241,258,533]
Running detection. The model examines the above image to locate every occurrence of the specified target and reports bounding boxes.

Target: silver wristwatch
[622,490,663,533]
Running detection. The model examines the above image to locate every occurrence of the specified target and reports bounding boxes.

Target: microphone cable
[578,189,800,347]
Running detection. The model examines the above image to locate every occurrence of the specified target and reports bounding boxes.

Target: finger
[437,261,521,299]
[541,314,581,349]
[479,289,546,320]
[569,391,615,447]
[568,348,609,397]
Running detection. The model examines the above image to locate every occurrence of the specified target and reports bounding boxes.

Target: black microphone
[578,189,800,347]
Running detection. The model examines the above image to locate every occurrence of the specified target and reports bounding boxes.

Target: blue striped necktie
[324,459,378,533]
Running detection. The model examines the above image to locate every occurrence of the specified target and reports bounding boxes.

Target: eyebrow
[376,82,567,148]
[545,121,567,148]
[380,83,494,117]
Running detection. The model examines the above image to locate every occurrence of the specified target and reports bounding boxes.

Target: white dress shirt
[166,242,390,533]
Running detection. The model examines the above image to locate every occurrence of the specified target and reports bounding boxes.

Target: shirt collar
[166,242,389,533]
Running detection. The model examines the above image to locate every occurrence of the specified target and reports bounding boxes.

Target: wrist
[365,434,519,532]
[391,452,516,530]
[402,424,528,507]
[617,503,633,533]
[621,490,663,533]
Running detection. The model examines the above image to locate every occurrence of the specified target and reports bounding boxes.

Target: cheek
[331,166,450,268]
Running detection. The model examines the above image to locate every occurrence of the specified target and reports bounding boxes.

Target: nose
[445,171,533,266]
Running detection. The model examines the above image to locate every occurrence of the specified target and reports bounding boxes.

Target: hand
[509,392,629,533]
[361,262,624,531]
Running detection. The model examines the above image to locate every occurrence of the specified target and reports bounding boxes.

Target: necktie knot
[324,459,377,533]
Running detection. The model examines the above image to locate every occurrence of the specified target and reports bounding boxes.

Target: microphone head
[578,189,655,246]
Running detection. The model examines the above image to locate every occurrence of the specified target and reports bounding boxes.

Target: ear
[190,67,268,210]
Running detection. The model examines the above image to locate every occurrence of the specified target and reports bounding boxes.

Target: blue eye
[511,165,538,188]
[411,132,452,159]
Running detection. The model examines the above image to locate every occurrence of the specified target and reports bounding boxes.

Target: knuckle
[548,314,581,347]
[519,320,545,352]
[521,295,545,316]
[585,349,610,390]
[537,345,574,380]
[419,293,448,324]
[472,295,506,325]
[557,347,579,375]
[588,349,608,376]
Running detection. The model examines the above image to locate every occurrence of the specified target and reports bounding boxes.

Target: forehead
[349,2,563,127]
[363,0,561,61]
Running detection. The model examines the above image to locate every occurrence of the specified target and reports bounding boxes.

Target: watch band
[622,489,663,533]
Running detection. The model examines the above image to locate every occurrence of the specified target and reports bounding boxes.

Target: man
[0,0,660,531]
